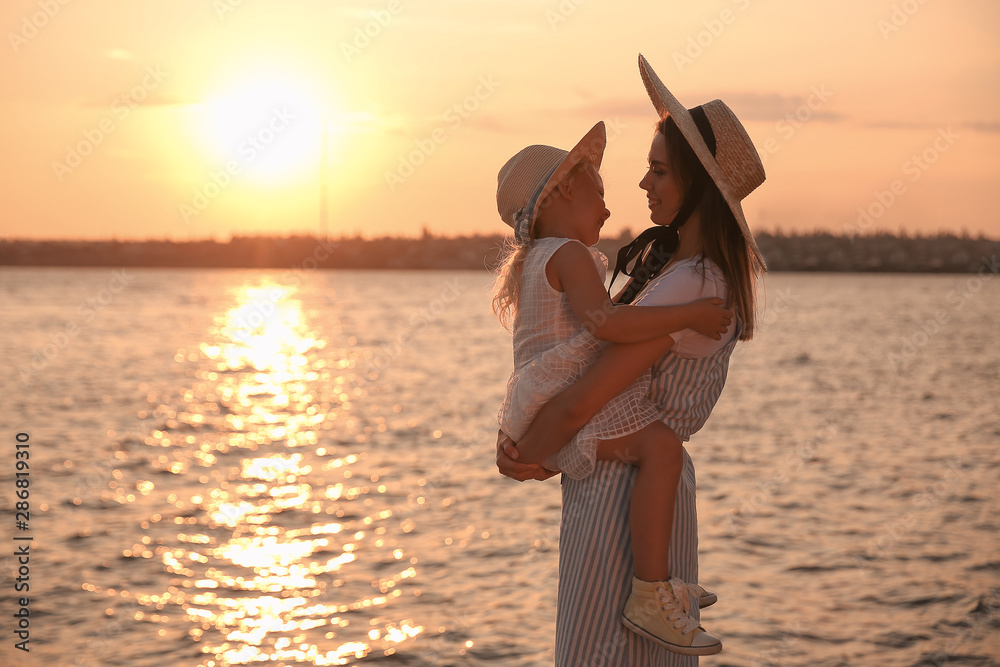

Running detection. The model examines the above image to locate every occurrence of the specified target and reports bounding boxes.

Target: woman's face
[639,132,685,226]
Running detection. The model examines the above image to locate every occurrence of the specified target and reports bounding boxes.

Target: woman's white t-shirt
[632,256,736,358]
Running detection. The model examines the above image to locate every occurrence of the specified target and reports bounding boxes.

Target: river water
[0,266,997,666]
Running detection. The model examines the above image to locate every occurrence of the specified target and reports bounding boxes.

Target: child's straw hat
[497,121,606,244]
[638,54,765,258]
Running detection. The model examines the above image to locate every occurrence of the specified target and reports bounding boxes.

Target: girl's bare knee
[635,431,682,468]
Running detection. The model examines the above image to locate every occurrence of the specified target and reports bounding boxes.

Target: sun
[199,72,330,184]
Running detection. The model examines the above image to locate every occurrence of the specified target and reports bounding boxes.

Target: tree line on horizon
[0,230,996,273]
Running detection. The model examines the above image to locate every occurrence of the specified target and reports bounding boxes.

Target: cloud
[572,99,652,120]
[863,120,1000,133]
[71,91,191,109]
[864,120,942,130]
[962,121,1000,133]
[105,48,133,61]
[333,2,536,34]
[569,92,847,124]
[714,92,846,123]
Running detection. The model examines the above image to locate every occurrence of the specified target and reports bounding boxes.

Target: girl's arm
[547,241,729,344]
[512,333,676,465]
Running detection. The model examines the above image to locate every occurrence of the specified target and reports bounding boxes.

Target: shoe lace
[655,579,700,634]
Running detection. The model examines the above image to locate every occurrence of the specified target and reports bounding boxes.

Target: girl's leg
[596,421,683,582]
[599,425,721,655]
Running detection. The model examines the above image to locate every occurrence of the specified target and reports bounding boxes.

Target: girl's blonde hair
[491,160,592,331]
[491,237,529,331]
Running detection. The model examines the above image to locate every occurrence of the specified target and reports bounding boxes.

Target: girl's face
[639,132,685,227]
[570,165,611,246]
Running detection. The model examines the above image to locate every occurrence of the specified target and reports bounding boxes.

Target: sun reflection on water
[87,279,424,665]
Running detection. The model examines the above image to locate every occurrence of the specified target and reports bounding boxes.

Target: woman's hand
[688,297,732,340]
[495,430,559,482]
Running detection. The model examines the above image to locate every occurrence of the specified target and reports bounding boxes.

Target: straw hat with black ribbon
[612,54,766,304]
[497,121,607,245]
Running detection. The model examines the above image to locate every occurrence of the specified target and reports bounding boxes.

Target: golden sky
[1,0,997,240]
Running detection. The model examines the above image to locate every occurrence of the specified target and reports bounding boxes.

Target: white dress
[498,236,661,479]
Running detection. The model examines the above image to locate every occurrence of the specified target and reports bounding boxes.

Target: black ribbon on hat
[610,105,718,305]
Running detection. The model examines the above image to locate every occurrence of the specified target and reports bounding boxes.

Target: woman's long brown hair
[658,116,765,340]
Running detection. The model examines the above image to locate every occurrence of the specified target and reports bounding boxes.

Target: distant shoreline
[1,232,997,273]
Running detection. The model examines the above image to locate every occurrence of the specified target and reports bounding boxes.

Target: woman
[496,54,766,665]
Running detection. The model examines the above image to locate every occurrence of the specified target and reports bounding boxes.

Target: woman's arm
[513,334,676,465]
[548,241,730,343]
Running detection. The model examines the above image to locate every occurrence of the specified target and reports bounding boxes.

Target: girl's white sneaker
[690,582,718,608]
[621,577,722,656]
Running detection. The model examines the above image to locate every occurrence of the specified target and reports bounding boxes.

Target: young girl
[492,121,726,656]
